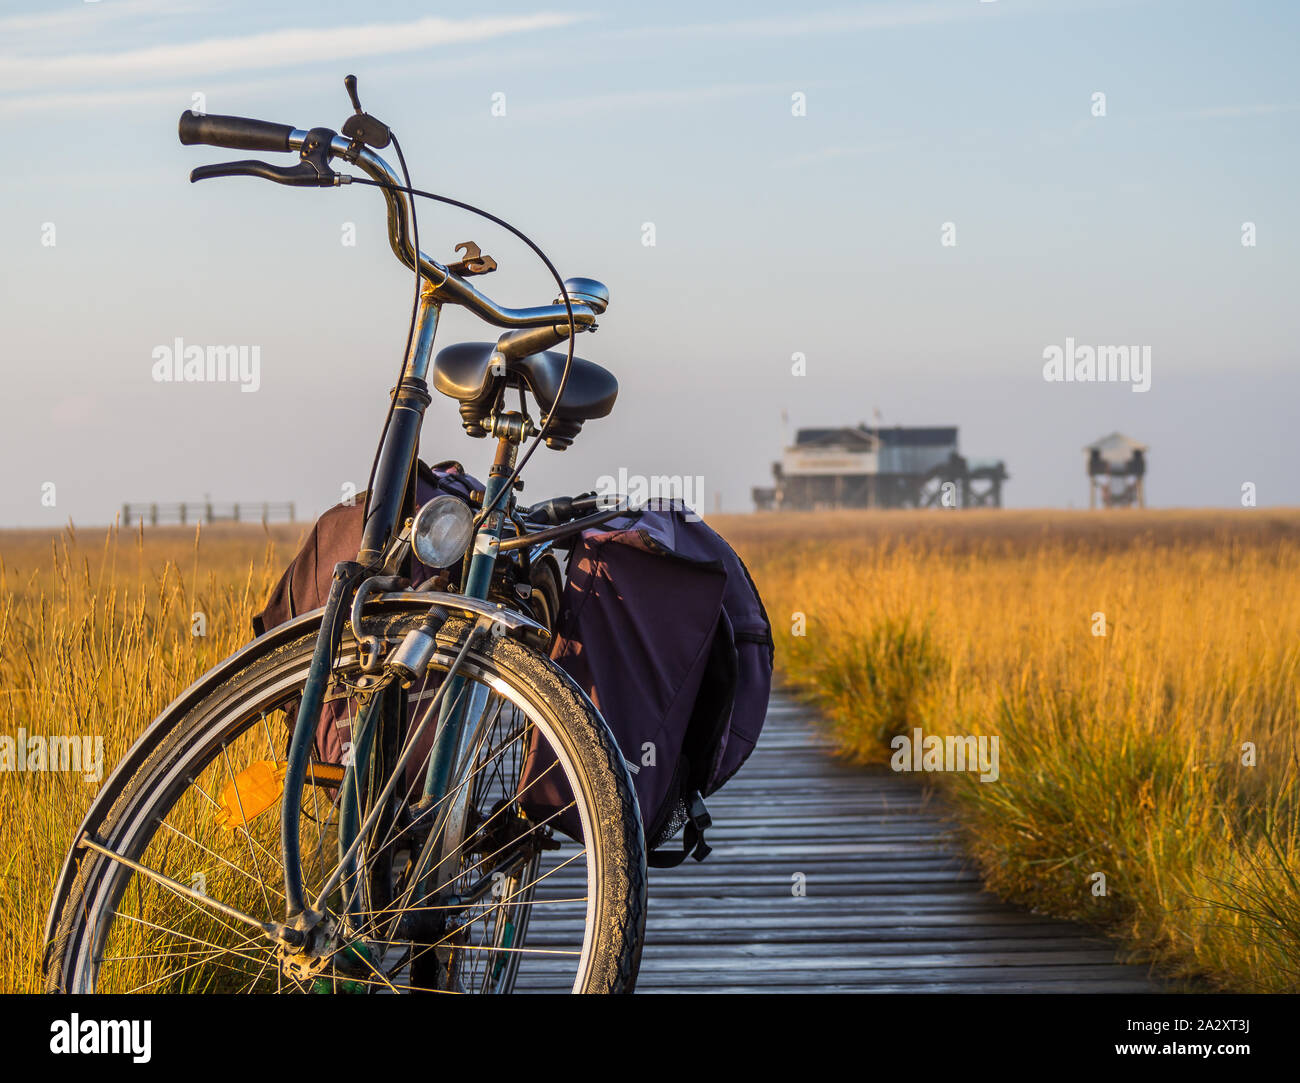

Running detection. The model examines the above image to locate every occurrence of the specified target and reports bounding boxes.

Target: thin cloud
[0,49,539,115]
[513,80,835,120]
[669,6,982,36]
[605,2,1004,40]
[517,82,766,118]
[1186,103,1300,119]
[0,13,587,91]
[603,0,1150,42]
[0,0,196,37]
[0,80,279,117]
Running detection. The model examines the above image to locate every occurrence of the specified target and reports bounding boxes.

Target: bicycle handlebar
[177,110,603,332]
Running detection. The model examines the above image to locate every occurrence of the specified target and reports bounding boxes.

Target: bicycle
[43,78,648,994]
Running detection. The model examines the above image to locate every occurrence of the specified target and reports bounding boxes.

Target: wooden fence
[120,501,296,526]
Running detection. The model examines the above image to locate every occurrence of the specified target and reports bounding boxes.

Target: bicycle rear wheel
[44,607,646,993]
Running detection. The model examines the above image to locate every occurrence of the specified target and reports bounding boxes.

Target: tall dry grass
[717,509,1300,991]
[0,523,300,993]
[4,510,1298,993]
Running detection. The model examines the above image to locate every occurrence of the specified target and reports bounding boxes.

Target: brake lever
[190,160,348,186]
[190,126,347,188]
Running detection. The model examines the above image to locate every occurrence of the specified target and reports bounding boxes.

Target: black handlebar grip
[178,111,295,153]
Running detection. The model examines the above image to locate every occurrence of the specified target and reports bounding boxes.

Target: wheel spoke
[155,818,286,903]
[79,834,276,937]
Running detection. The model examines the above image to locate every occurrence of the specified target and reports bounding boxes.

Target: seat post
[461,429,518,600]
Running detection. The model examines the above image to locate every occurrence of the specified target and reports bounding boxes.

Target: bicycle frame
[278,281,520,922]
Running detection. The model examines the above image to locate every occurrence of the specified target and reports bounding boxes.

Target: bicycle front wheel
[44,607,646,994]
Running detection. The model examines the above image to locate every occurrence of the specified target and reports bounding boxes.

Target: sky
[1,0,1297,526]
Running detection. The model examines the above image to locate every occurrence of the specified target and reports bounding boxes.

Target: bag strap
[647,792,713,868]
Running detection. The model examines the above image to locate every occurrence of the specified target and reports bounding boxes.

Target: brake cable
[347,175,578,529]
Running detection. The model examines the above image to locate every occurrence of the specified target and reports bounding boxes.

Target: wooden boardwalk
[630,692,1160,993]
[522,691,1161,992]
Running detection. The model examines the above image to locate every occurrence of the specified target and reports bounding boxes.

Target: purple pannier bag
[522,501,774,866]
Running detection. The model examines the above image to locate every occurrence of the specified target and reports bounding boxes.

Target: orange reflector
[304,763,346,787]
[215,760,286,829]
[214,761,349,829]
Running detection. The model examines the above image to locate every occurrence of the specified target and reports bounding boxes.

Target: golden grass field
[2,509,1298,992]
[0,523,299,994]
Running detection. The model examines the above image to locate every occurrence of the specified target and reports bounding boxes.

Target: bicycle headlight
[411,495,474,569]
